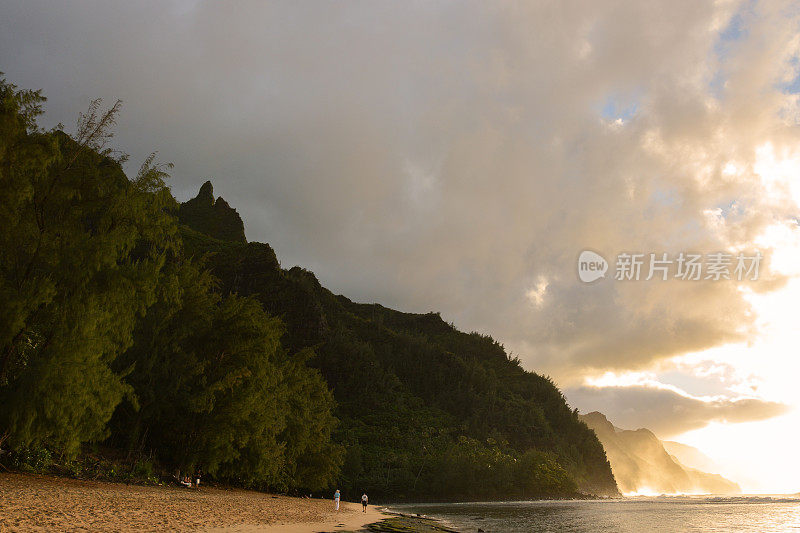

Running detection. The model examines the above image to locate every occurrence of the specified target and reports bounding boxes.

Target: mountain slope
[177,182,620,500]
[579,412,739,494]
[663,440,721,473]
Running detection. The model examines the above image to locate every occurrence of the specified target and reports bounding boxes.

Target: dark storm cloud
[1,0,798,388]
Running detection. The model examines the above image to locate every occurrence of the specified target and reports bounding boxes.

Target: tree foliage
[0,77,340,492]
[111,258,341,490]
[0,77,176,454]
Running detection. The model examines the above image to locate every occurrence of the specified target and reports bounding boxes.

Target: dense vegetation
[188,227,618,500]
[0,78,338,491]
[0,77,618,500]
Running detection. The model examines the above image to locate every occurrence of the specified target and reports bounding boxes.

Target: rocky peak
[178,180,247,243]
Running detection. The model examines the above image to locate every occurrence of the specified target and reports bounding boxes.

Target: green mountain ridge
[0,77,617,502]
[177,181,620,500]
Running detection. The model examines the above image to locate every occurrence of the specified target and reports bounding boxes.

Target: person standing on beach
[361,493,368,512]
[334,489,340,510]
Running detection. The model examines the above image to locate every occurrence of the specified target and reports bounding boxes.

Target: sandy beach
[0,473,387,532]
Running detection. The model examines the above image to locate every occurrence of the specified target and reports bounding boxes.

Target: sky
[2,0,800,492]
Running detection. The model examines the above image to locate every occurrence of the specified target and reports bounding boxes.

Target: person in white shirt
[361,493,368,512]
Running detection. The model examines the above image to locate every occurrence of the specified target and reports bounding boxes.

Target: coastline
[226,511,459,533]
[0,470,630,532]
[203,506,387,533]
[1,470,628,532]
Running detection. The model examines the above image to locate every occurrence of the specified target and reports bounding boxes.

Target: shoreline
[225,510,460,533]
[3,470,628,532]
[203,507,388,533]
[0,470,626,532]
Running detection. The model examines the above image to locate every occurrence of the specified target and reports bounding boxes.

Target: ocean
[391,495,800,532]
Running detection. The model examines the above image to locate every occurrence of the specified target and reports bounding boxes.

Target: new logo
[578,250,608,283]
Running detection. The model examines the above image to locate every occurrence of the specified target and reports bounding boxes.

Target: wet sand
[0,472,386,532]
